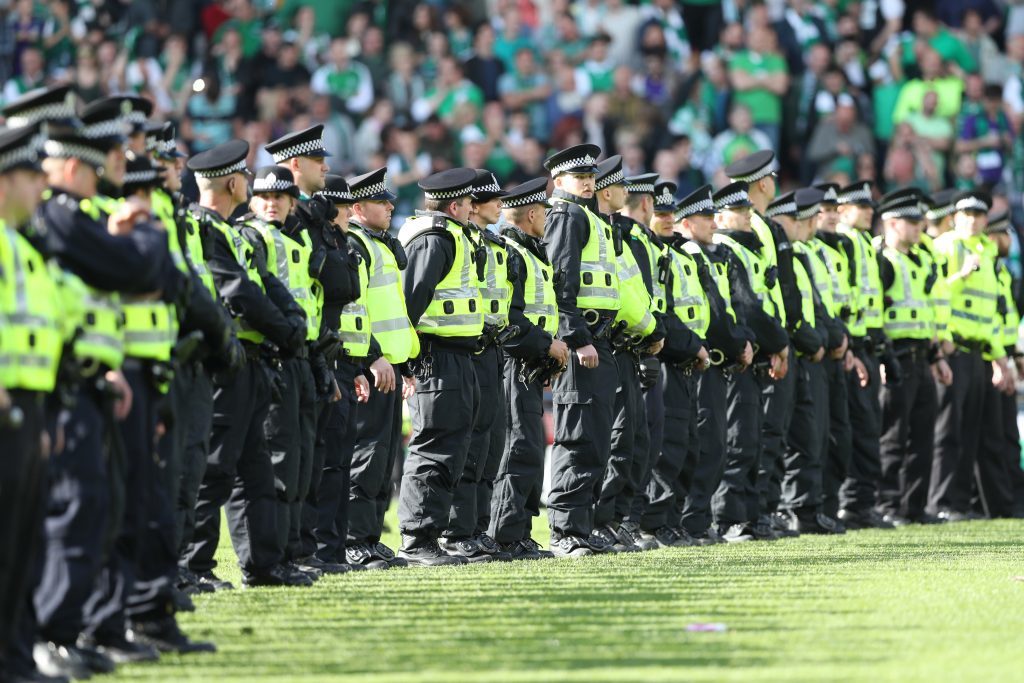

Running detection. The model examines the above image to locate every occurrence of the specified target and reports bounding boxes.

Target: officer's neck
[884,234,910,254]
[620,207,651,226]
[350,217,381,234]
[552,187,596,210]
[198,192,240,221]
[748,191,770,216]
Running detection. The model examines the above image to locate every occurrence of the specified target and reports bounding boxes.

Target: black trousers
[311,362,357,561]
[976,366,1016,517]
[1002,392,1024,516]
[176,365,212,554]
[160,367,189,550]
[929,349,984,514]
[0,391,47,652]
[447,345,502,539]
[595,351,643,528]
[489,356,546,544]
[680,365,728,535]
[547,339,617,539]
[642,364,695,531]
[633,360,665,525]
[398,349,480,541]
[712,368,763,527]
[781,358,828,517]
[476,350,507,536]
[822,358,851,518]
[35,386,112,645]
[621,360,654,525]
[841,349,882,513]
[183,358,280,576]
[759,350,796,516]
[878,353,937,519]
[347,365,403,546]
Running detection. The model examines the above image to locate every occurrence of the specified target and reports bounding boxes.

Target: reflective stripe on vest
[474,231,512,327]
[550,199,620,311]
[350,226,419,363]
[212,219,266,343]
[248,221,319,341]
[505,238,558,336]
[713,233,776,320]
[839,224,883,332]
[882,248,932,340]
[942,234,999,342]
[794,257,816,328]
[630,224,667,313]
[667,246,709,336]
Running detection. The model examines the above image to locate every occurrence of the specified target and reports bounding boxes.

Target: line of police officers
[2,83,1023,681]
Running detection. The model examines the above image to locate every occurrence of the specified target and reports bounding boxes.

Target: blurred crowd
[4,0,1024,229]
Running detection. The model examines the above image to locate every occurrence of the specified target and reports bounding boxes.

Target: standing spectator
[73,46,105,103]
[545,60,586,132]
[2,46,45,105]
[311,36,374,115]
[955,83,1012,189]
[728,26,789,152]
[354,99,394,172]
[185,69,238,153]
[276,0,349,39]
[806,94,877,179]
[360,26,389,90]
[444,6,474,61]
[606,65,658,142]
[575,33,616,96]
[385,42,425,125]
[904,90,954,185]
[902,8,978,76]
[213,0,264,58]
[638,0,690,65]
[386,125,431,225]
[41,0,75,79]
[494,7,533,72]
[411,56,484,124]
[960,8,1007,84]
[597,0,642,67]
[506,136,547,185]
[667,78,713,171]
[794,43,834,144]
[670,135,706,197]
[951,151,981,190]
[702,103,774,179]
[538,12,588,65]
[499,47,551,141]
[309,94,357,173]
[8,0,43,76]
[464,24,506,103]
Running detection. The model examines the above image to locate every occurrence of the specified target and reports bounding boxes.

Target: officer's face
[681,214,715,244]
[839,203,873,229]
[296,155,328,192]
[472,197,502,226]
[449,196,473,222]
[356,199,393,231]
[815,205,839,232]
[251,191,294,222]
[157,157,182,193]
[601,184,627,213]
[556,173,595,198]
[0,169,46,225]
[715,206,752,231]
[796,217,816,242]
[104,148,126,187]
[955,209,987,236]
[890,217,922,246]
[330,202,351,230]
[650,211,675,237]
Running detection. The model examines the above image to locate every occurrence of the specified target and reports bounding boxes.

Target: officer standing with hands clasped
[396,167,484,567]
[488,177,568,559]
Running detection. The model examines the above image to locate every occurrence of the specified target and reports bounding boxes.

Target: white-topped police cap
[985,210,1011,235]
[925,188,956,221]
[122,153,162,193]
[543,143,601,176]
[713,181,753,210]
[813,182,840,205]
[724,149,776,183]
[253,165,299,198]
[347,166,396,201]
[187,139,251,178]
[501,177,551,209]
[836,179,874,206]
[954,189,992,214]
[42,123,115,171]
[675,183,716,220]
[315,174,354,203]
[419,167,477,201]
[625,172,658,195]
[594,155,628,191]
[79,96,134,141]
[472,169,508,200]
[795,187,826,220]
[0,124,43,174]
[1,84,78,128]
[653,180,678,212]
[265,124,330,163]
[766,191,798,219]
[879,187,925,221]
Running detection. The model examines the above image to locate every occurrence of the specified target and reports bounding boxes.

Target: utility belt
[852,334,887,357]
[582,309,618,343]
[408,334,478,379]
[516,354,565,387]
[477,323,520,352]
[952,335,988,354]
[123,356,175,392]
[892,339,931,363]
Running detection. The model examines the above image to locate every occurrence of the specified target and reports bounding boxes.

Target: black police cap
[653,180,678,213]
[502,177,550,209]
[925,188,957,220]
[595,155,628,191]
[836,179,874,206]
[42,123,116,171]
[316,174,353,203]
[122,153,162,194]
[1,84,78,127]
[543,143,601,176]
[812,182,840,205]
[472,169,508,200]
[0,124,42,174]
[724,150,775,183]
[986,210,1011,235]
[795,187,826,220]
[675,184,715,220]
[187,139,250,178]
[79,96,134,141]
[878,187,925,221]
[713,181,753,210]
[418,167,477,201]
[265,124,330,163]
[953,189,992,214]
[766,191,797,219]
[625,173,658,195]
[347,167,396,202]
[253,165,299,199]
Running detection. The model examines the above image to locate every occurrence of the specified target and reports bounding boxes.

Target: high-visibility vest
[997,261,1020,352]
[714,232,776,320]
[504,238,558,336]
[338,250,371,359]
[349,225,419,363]
[398,215,484,338]
[666,244,709,337]
[607,217,655,338]
[245,220,320,341]
[162,190,217,297]
[549,198,621,311]
[813,235,852,321]
[684,241,737,323]
[882,247,933,341]
[937,231,1000,343]
[629,222,667,314]
[0,225,63,391]
[796,240,835,317]
[471,228,512,328]
[793,256,816,329]
[751,213,786,325]
[918,232,952,343]
[838,224,883,334]
[201,212,267,344]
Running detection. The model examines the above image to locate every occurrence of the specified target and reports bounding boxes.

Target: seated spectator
[884,122,941,192]
[901,8,978,76]
[807,94,876,180]
[606,66,658,142]
[311,36,374,116]
[955,83,1012,189]
[463,24,505,103]
[494,7,533,72]
[727,25,788,152]
[498,48,551,140]
[703,104,774,179]
[412,56,485,124]
[538,12,588,65]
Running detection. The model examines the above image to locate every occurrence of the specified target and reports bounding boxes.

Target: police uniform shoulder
[681,240,702,256]
[479,228,506,247]
[397,213,456,246]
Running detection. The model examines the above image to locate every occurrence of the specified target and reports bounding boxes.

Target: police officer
[541,144,623,558]
[710,181,789,542]
[266,124,330,201]
[875,188,950,525]
[396,167,484,566]
[443,169,512,563]
[669,185,753,544]
[343,167,419,569]
[0,124,65,683]
[489,178,568,559]
[182,140,311,588]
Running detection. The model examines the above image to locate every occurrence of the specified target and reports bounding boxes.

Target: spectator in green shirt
[311,36,374,116]
[903,90,954,187]
[727,26,789,152]
[892,48,964,124]
[906,8,979,75]
[412,56,485,124]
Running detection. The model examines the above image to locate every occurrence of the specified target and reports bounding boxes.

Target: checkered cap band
[474,174,502,194]
[550,153,596,176]
[730,163,773,183]
[837,187,871,204]
[503,189,548,208]
[271,138,326,163]
[715,190,749,209]
[352,179,387,199]
[317,188,353,202]
[424,184,473,201]
[83,118,129,140]
[6,101,77,128]
[881,206,923,220]
[655,188,675,206]
[679,196,714,218]
[123,168,158,185]
[822,187,838,202]
[595,169,624,190]
[253,175,295,192]
[43,140,107,169]
[926,204,955,221]
[796,205,820,221]
[145,132,159,152]
[0,145,38,173]
[194,158,248,178]
[766,201,796,218]
[125,110,147,125]
[955,197,988,212]
[626,182,655,194]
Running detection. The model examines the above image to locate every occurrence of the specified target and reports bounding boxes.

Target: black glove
[309,248,328,279]
[881,351,903,387]
[317,329,343,361]
[639,356,661,390]
[306,195,338,226]
[284,316,307,353]
[265,361,286,402]
[172,330,205,365]
[312,354,333,399]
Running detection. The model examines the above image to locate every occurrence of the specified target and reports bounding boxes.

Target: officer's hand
[285,317,306,352]
[106,370,133,420]
[330,376,342,403]
[940,340,955,357]
[739,342,753,368]
[370,357,396,393]
[0,385,10,412]
[402,375,416,400]
[830,335,849,360]
[307,195,338,225]
[697,345,710,370]
[931,357,953,386]
[576,344,599,369]
[647,338,665,355]
[770,347,788,380]
[959,253,980,277]
[879,362,887,385]
[354,374,371,403]
[547,338,570,366]
[849,354,870,387]
[1014,355,1024,379]
[811,346,826,363]
[107,198,149,236]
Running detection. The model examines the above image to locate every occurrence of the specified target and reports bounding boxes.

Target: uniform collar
[552,188,598,212]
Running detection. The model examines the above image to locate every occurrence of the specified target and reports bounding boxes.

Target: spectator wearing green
[412,56,485,124]
[212,0,264,58]
[892,48,964,124]
[277,0,354,38]
[311,37,374,116]
[904,91,954,185]
[498,48,551,142]
[702,104,774,179]
[727,26,788,151]
[575,33,616,95]
[901,8,979,75]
